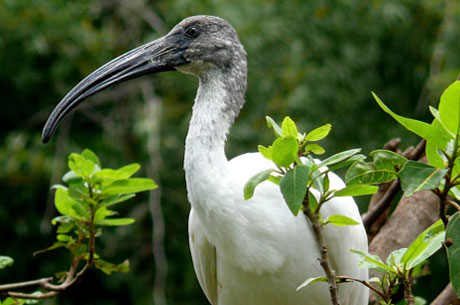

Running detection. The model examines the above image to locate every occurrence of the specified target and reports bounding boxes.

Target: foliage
[246,116,374,304]
[446,212,460,297]
[272,80,460,304]
[0,149,156,303]
[245,116,374,219]
[347,80,460,303]
[351,221,445,304]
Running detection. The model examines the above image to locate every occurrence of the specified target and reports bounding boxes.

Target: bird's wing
[188,208,218,305]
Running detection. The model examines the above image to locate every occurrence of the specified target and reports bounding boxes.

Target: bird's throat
[184,69,245,207]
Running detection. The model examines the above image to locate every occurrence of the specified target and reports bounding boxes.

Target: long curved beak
[42,35,187,143]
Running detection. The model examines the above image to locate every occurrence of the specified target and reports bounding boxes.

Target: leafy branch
[347,80,460,304]
[0,149,157,303]
[245,116,375,305]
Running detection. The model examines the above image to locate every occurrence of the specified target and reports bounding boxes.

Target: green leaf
[296,276,328,291]
[103,178,157,196]
[81,149,101,167]
[323,215,360,226]
[308,190,318,212]
[54,188,88,219]
[395,297,427,305]
[94,206,117,221]
[268,175,282,185]
[68,153,95,178]
[94,259,130,275]
[271,136,298,168]
[56,234,72,242]
[62,170,81,183]
[425,119,451,168]
[95,218,135,226]
[101,194,136,207]
[305,124,332,142]
[34,242,67,255]
[323,174,330,191]
[0,256,14,269]
[429,107,455,138]
[317,149,362,168]
[402,219,445,269]
[445,212,460,297]
[281,116,298,138]
[68,180,89,201]
[305,144,325,155]
[399,161,448,196]
[450,186,460,201]
[372,92,445,148]
[345,150,407,185]
[334,185,378,197]
[311,172,324,193]
[266,116,283,137]
[57,222,74,234]
[439,81,460,134]
[327,154,366,172]
[258,145,272,160]
[350,249,393,273]
[94,164,141,182]
[244,169,274,200]
[280,164,311,215]
[3,298,25,305]
[386,248,407,272]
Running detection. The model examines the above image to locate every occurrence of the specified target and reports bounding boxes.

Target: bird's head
[41,15,247,143]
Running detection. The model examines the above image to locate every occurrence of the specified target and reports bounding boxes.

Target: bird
[42,15,369,305]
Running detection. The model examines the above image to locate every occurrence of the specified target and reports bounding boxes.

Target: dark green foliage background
[0,0,458,304]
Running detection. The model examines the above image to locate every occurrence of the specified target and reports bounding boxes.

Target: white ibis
[43,15,368,305]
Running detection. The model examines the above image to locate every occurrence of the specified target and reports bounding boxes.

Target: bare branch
[0,278,53,291]
[430,283,460,305]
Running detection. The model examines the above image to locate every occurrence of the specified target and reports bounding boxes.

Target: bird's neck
[184,68,246,203]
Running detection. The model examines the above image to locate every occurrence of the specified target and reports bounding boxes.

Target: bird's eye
[184,26,200,38]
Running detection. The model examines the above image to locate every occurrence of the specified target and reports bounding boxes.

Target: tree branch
[303,197,340,305]
[430,282,460,305]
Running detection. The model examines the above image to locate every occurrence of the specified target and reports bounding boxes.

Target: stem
[336,276,387,300]
[0,193,97,299]
[0,278,53,291]
[88,205,96,268]
[447,200,460,212]
[303,195,340,305]
[403,275,414,305]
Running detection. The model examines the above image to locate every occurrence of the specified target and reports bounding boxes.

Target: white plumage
[183,55,368,305]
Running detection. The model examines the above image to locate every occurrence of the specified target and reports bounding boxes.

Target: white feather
[184,73,368,305]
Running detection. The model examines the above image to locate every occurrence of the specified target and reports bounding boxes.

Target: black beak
[42,35,187,143]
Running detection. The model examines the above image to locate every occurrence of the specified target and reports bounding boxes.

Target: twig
[447,200,460,212]
[0,263,89,299]
[403,271,414,305]
[303,195,340,305]
[0,205,96,299]
[5,291,58,299]
[336,276,386,300]
[362,180,400,231]
[0,278,53,291]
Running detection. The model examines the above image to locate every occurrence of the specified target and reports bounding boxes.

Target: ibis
[42,15,369,305]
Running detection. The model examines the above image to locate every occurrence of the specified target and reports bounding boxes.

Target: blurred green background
[0,0,459,304]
